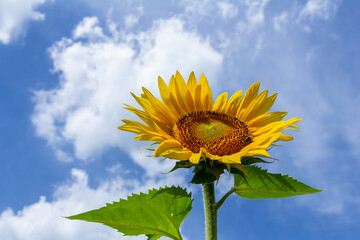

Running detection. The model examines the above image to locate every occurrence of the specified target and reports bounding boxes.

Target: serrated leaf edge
[67,186,192,240]
[234,166,323,198]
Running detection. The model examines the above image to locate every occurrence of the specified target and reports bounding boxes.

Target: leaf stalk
[215,187,237,211]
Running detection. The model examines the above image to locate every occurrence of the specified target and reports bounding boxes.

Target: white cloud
[182,0,214,18]
[305,45,321,62]
[217,1,238,19]
[124,5,144,29]
[184,0,269,25]
[180,0,272,58]
[298,0,342,24]
[243,0,270,25]
[31,16,223,163]
[73,16,106,40]
[251,35,263,60]
[124,15,139,29]
[106,163,123,174]
[183,0,238,20]
[294,181,360,215]
[0,168,187,240]
[129,149,175,178]
[273,11,288,31]
[235,0,269,46]
[0,0,49,44]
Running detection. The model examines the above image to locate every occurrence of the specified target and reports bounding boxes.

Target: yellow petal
[187,71,197,96]
[238,89,268,121]
[277,134,294,141]
[194,84,202,110]
[252,92,277,119]
[142,87,176,124]
[154,140,183,157]
[133,134,165,142]
[253,132,282,149]
[158,76,182,119]
[130,92,165,125]
[222,154,242,164]
[124,104,152,126]
[158,76,170,102]
[174,72,191,113]
[185,90,195,112]
[161,150,193,161]
[200,147,221,160]
[238,81,260,110]
[253,117,301,136]
[189,149,203,164]
[199,73,213,110]
[119,119,159,135]
[151,120,173,139]
[248,111,287,128]
[168,92,184,117]
[118,124,143,134]
[225,90,243,116]
[166,74,188,116]
[175,71,186,85]
[168,75,177,93]
[213,92,228,112]
[120,119,149,130]
[246,149,270,158]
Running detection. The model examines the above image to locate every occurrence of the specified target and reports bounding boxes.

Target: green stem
[202,182,217,240]
[215,187,237,211]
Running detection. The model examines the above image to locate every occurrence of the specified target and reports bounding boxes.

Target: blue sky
[0,0,359,239]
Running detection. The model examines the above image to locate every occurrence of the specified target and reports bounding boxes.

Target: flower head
[119,71,301,168]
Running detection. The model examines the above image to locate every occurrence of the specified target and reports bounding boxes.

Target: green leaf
[190,163,226,184]
[205,165,225,181]
[234,165,323,199]
[67,186,193,240]
[241,156,272,165]
[146,234,161,240]
[190,166,217,184]
[167,161,195,174]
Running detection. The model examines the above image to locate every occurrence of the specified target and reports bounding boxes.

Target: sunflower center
[191,118,233,140]
[173,111,252,156]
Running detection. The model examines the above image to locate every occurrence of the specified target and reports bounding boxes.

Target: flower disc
[173,111,252,156]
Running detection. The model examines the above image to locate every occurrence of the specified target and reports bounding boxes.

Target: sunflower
[119,71,301,169]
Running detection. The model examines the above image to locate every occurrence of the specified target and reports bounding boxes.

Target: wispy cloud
[297,0,343,32]
[298,0,342,21]
[217,1,238,19]
[123,5,144,29]
[273,11,288,32]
